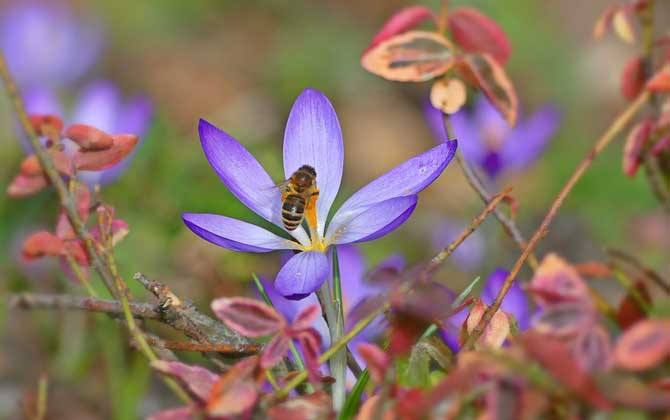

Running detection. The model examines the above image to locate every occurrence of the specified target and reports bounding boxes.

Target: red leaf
[63,240,89,266]
[520,332,611,409]
[7,173,48,198]
[528,253,591,306]
[448,7,511,65]
[357,343,390,383]
[268,391,332,420]
[620,56,646,100]
[533,301,595,338]
[573,325,612,372]
[28,114,63,136]
[147,406,196,420]
[74,134,138,171]
[19,155,44,177]
[456,53,518,126]
[22,231,64,260]
[616,280,651,329]
[65,124,114,151]
[614,319,670,371]
[291,304,320,332]
[651,135,670,156]
[646,67,670,92]
[365,6,437,53]
[151,360,218,402]
[18,151,71,177]
[361,30,454,82]
[260,335,290,369]
[622,118,654,176]
[211,297,285,337]
[389,316,426,356]
[296,328,323,383]
[206,356,259,417]
[574,261,612,278]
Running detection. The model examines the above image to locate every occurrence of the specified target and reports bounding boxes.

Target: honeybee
[278,165,319,231]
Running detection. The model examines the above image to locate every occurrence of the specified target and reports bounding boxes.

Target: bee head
[298,165,316,177]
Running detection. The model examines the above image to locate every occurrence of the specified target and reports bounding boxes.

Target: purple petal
[327,141,456,241]
[336,244,368,302]
[283,89,344,237]
[275,251,329,299]
[182,213,299,253]
[327,196,418,245]
[199,119,309,245]
[425,100,485,164]
[23,86,62,115]
[500,105,560,172]
[481,268,530,329]
[71,81,121,133]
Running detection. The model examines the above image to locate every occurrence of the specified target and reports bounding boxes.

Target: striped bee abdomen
[282,194,306,231]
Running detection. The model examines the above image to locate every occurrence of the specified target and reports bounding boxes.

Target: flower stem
[274,303,387,400]
[462,90,650,350]
[316,250,346,412]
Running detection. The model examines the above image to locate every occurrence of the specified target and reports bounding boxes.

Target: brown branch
[606,248,670,294]
[444,117,539,271]
[463,90,651,350]
[144,338,260,355]
[423,187,512,278]
[8,292,159,319]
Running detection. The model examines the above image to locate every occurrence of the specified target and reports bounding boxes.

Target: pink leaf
[21,231,64,260]
[573,325,613,372]
[147,406,196,420]
[614,319,670,371]
[268,391,332,420]
[7,173,48,198]
[365,6,437,53]
[465,299,510,349]
[151,360,218,402]
[528,253,591,306]
[622,118,654,176]
[621,56,646,101]
[533,301,595,338]
[211,297,285,337]
[296,328,323,383]
[260,335,290,369]
[74,134,138,171]
[361,30,454,82]
[356,343,390,383]
[206,356,259,417]
[65,123,114,151]
[448,6,511,65]
[28,114,63,136]
[647,66,670,93]
[291,304,320,331]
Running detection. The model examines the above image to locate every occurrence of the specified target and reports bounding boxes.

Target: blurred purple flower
[430,218,485,272]
[23,80,153,186]
[441,268,531,352]
[1,1,103,88]
[183,88,457,300]
[425,96,560,179]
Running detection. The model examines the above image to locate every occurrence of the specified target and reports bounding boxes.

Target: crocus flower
[441,268,531,352]
[425,96,559,179]
[1,1,102,88]
[183,88,457,300]
[22,80,153,186]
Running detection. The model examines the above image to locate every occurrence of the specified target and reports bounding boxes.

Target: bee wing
[263,180,290,193]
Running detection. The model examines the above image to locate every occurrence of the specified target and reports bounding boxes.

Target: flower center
[302,193,327,252]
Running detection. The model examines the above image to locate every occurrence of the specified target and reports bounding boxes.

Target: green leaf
[338,370,370,420]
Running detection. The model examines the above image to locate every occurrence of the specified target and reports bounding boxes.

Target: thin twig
[463,90,650,350]
[606,248,670,294]
[443,115,539,271]
[8,292,160,318]
[422,187,512,277]
[144,338,261,355]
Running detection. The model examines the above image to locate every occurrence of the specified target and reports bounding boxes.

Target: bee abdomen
[282,194,306,231]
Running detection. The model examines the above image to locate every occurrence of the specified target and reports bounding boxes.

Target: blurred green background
[0,0,668,418]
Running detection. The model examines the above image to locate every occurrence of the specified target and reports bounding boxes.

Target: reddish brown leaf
[448,7,511,65]
[357,395,395,420]
[65,124,114,151]
[206,356,259,416]
[365,6,437,53]
[651,135,670,156]
[7,174,48,198]
[291,304,320,332]
[28,114,63,136]
[268,391,332,420]
[573,326,612,372]
[73,134,138,171]
[151,360,218,402]
[596,373,670,410]
[147,406,196,420]
[616,281,651,329]
[574,261,612,278]
[260,335,290,369]
[528,253,591,306]
[620,56,646,100]
[361,31,454,82]
[22,231,64,260]
[211,297,285,337]
[389,316,426,356]
[534,301,595,338]
[593,5,616,39]
[357,343,391,383]
[646,67,670,92]
[456,53,518,126]
[520,331,611,409]
[614,319,670,371]
[430,78,467,114]
[296,328,323,383]
[622,118,654,176]
[63,240,89,265]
